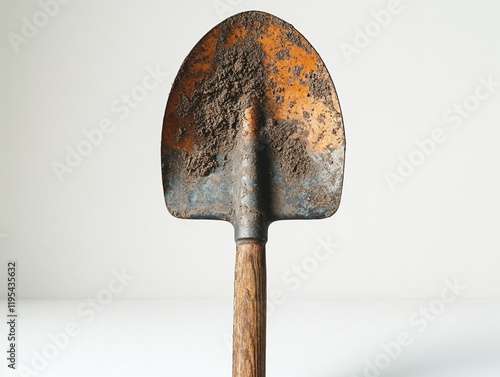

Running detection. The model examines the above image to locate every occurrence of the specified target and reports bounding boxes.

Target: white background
[1,0,500,376]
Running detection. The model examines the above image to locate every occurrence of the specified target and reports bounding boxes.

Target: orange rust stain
[163,84,196,153]
[162,111,195,153]
[162,27,221,153]
[181,30,218,97]
[258,20,344,152]
[243,106,259,138]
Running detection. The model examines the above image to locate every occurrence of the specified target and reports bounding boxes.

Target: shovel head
[162,11,345,241]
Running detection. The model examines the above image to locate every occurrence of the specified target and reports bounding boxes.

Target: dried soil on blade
[166,12,336,185]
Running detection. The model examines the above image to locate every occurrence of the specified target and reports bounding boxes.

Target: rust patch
[258,20,343,153]
[162,29,219,153]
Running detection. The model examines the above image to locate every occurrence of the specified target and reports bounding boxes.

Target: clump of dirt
[176,14,268,179]
[293,65,303,77]
[184,149,217,177]
[175,93,191,118]
[262,118,312,181]
[275,49,290,60]
[306,69,334,111]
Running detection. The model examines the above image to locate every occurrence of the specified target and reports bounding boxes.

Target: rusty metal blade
[162,11,345,240]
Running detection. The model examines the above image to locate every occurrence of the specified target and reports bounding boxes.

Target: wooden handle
[233,240,266,377]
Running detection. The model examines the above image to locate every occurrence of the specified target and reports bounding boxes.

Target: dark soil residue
[262,118,311,180]
[166,12,338,185]
[306,68,334,110]
[285,30,303,48]
[275,49,290,60]
[293,65,303,77]
[177,14,268,178]
[175,93,191,118]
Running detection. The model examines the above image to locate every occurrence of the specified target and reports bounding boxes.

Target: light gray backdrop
[1,0,499,300]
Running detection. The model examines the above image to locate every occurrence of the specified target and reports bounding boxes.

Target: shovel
[161,11,345,377]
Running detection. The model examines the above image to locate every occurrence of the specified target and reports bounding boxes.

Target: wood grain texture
[233,240,267,377]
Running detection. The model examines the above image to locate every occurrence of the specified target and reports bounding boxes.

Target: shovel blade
[162,11,345,229]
